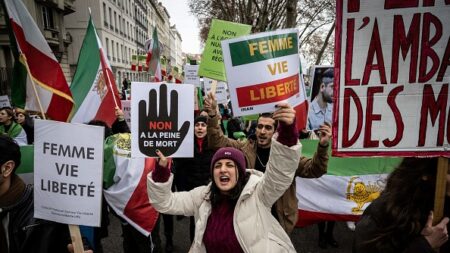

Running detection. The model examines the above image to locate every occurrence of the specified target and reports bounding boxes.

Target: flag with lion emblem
[295,140,401,227]
[103,133,159,236]
[70,15,121,126]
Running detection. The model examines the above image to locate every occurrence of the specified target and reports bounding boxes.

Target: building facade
[0,0,185,97]
[0,0,75,96]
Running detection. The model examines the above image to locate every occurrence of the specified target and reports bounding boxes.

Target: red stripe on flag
[123,158,159,233]
[236,74,299,107]
[294,101,308,130]
[94,50,122,126]
[11,21,73,121]
[296,209,360,227]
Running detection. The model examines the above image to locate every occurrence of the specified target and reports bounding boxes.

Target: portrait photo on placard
[308,66,334,130]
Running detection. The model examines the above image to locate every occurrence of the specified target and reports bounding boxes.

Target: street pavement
[102,213,355,253]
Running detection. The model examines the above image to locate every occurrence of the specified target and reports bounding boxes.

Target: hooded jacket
[147,138,301,252]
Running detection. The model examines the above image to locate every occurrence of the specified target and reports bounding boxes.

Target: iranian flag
[103,133,159,236]
[146,27,162,81]
[70,16,121,127]
[3,0,73,121]
[295,140,401,227]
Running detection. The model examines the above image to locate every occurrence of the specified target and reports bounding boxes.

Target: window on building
[114,11,117,32]
[103,3,107,25]
[124,46,127,63]
[109,7,112,28]
[105,38,110,59]
[122,18,125,34]
[116,42,120,61]
[42,6,54,29]
[111,40,115,61]
[118,15,121,34]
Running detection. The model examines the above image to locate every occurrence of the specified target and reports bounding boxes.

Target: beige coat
[147,138,301,253]
[207,114,329,233]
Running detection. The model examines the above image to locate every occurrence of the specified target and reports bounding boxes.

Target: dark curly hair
[366,157,438,250]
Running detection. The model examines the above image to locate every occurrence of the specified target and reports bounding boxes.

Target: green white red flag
[3,0,74,121]
[70,16,121,126]
[103,133,159,236]
[295,140,401,226]
[146,27,162,81]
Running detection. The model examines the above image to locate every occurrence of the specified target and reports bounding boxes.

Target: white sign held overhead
[121,100,131,126]
[0,95,11,108]
[131,82,194,158]
[221,29,307,116]
[184,65,200,87]
[34,120,104,226]
[203,78,228,104]
[333,0,450,157]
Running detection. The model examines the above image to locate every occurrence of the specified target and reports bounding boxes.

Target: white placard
[131,82,194,158]
[0,95,11,108]
[333,0,450,157]
[221,29,306,116]
[203,78,228,104]
[184,65,200,87]
[121,100,131,126]
[34,120,104,226]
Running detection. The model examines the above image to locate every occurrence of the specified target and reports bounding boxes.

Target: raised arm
[204,92,245,150]
[296,123,331,178]
[256,103,301,207]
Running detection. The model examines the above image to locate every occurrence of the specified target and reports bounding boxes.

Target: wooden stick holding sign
[68,224,84,253]
[210,79,217,95]
[433,157,449,225]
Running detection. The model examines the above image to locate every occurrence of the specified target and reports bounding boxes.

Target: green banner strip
[301,140,401,176]
[229,33,298,66]
[17,141,401,177]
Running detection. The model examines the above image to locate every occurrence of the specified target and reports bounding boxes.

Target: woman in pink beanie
[147,103,301,252]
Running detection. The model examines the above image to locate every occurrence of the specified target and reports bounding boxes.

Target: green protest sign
[198,19,251,81]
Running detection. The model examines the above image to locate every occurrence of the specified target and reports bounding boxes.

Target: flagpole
[105,69,119,108]
[20,54,47,120]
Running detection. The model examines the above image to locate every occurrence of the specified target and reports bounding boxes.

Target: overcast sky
[159,0,202,54]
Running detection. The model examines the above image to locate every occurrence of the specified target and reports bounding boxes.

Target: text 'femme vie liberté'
[40,142,97,197]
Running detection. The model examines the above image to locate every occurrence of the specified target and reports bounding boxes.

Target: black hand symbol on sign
[138,84,190,156]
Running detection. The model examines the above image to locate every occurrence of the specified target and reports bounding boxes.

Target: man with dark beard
[308,68,334,130]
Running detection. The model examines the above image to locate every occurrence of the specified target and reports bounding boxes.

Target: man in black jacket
[0,135,91,253]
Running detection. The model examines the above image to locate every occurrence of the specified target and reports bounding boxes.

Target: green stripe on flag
[242,114,259,121]
[70,17,101,111]
[2,0,28,108]
[103,134,118,189]
[15,139,401,181]
[301,140,401,176]
[197,87,204,110]
[11,61,27,108]
[16,145,34,174]
[229,33,298,66]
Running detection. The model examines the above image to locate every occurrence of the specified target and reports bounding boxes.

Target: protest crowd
[1,1,450,253]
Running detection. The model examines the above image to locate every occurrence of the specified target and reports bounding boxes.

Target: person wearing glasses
[204,93,331,234]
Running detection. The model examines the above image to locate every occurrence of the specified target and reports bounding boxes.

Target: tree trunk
[285,0,298,28]
[315,21,335,65]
